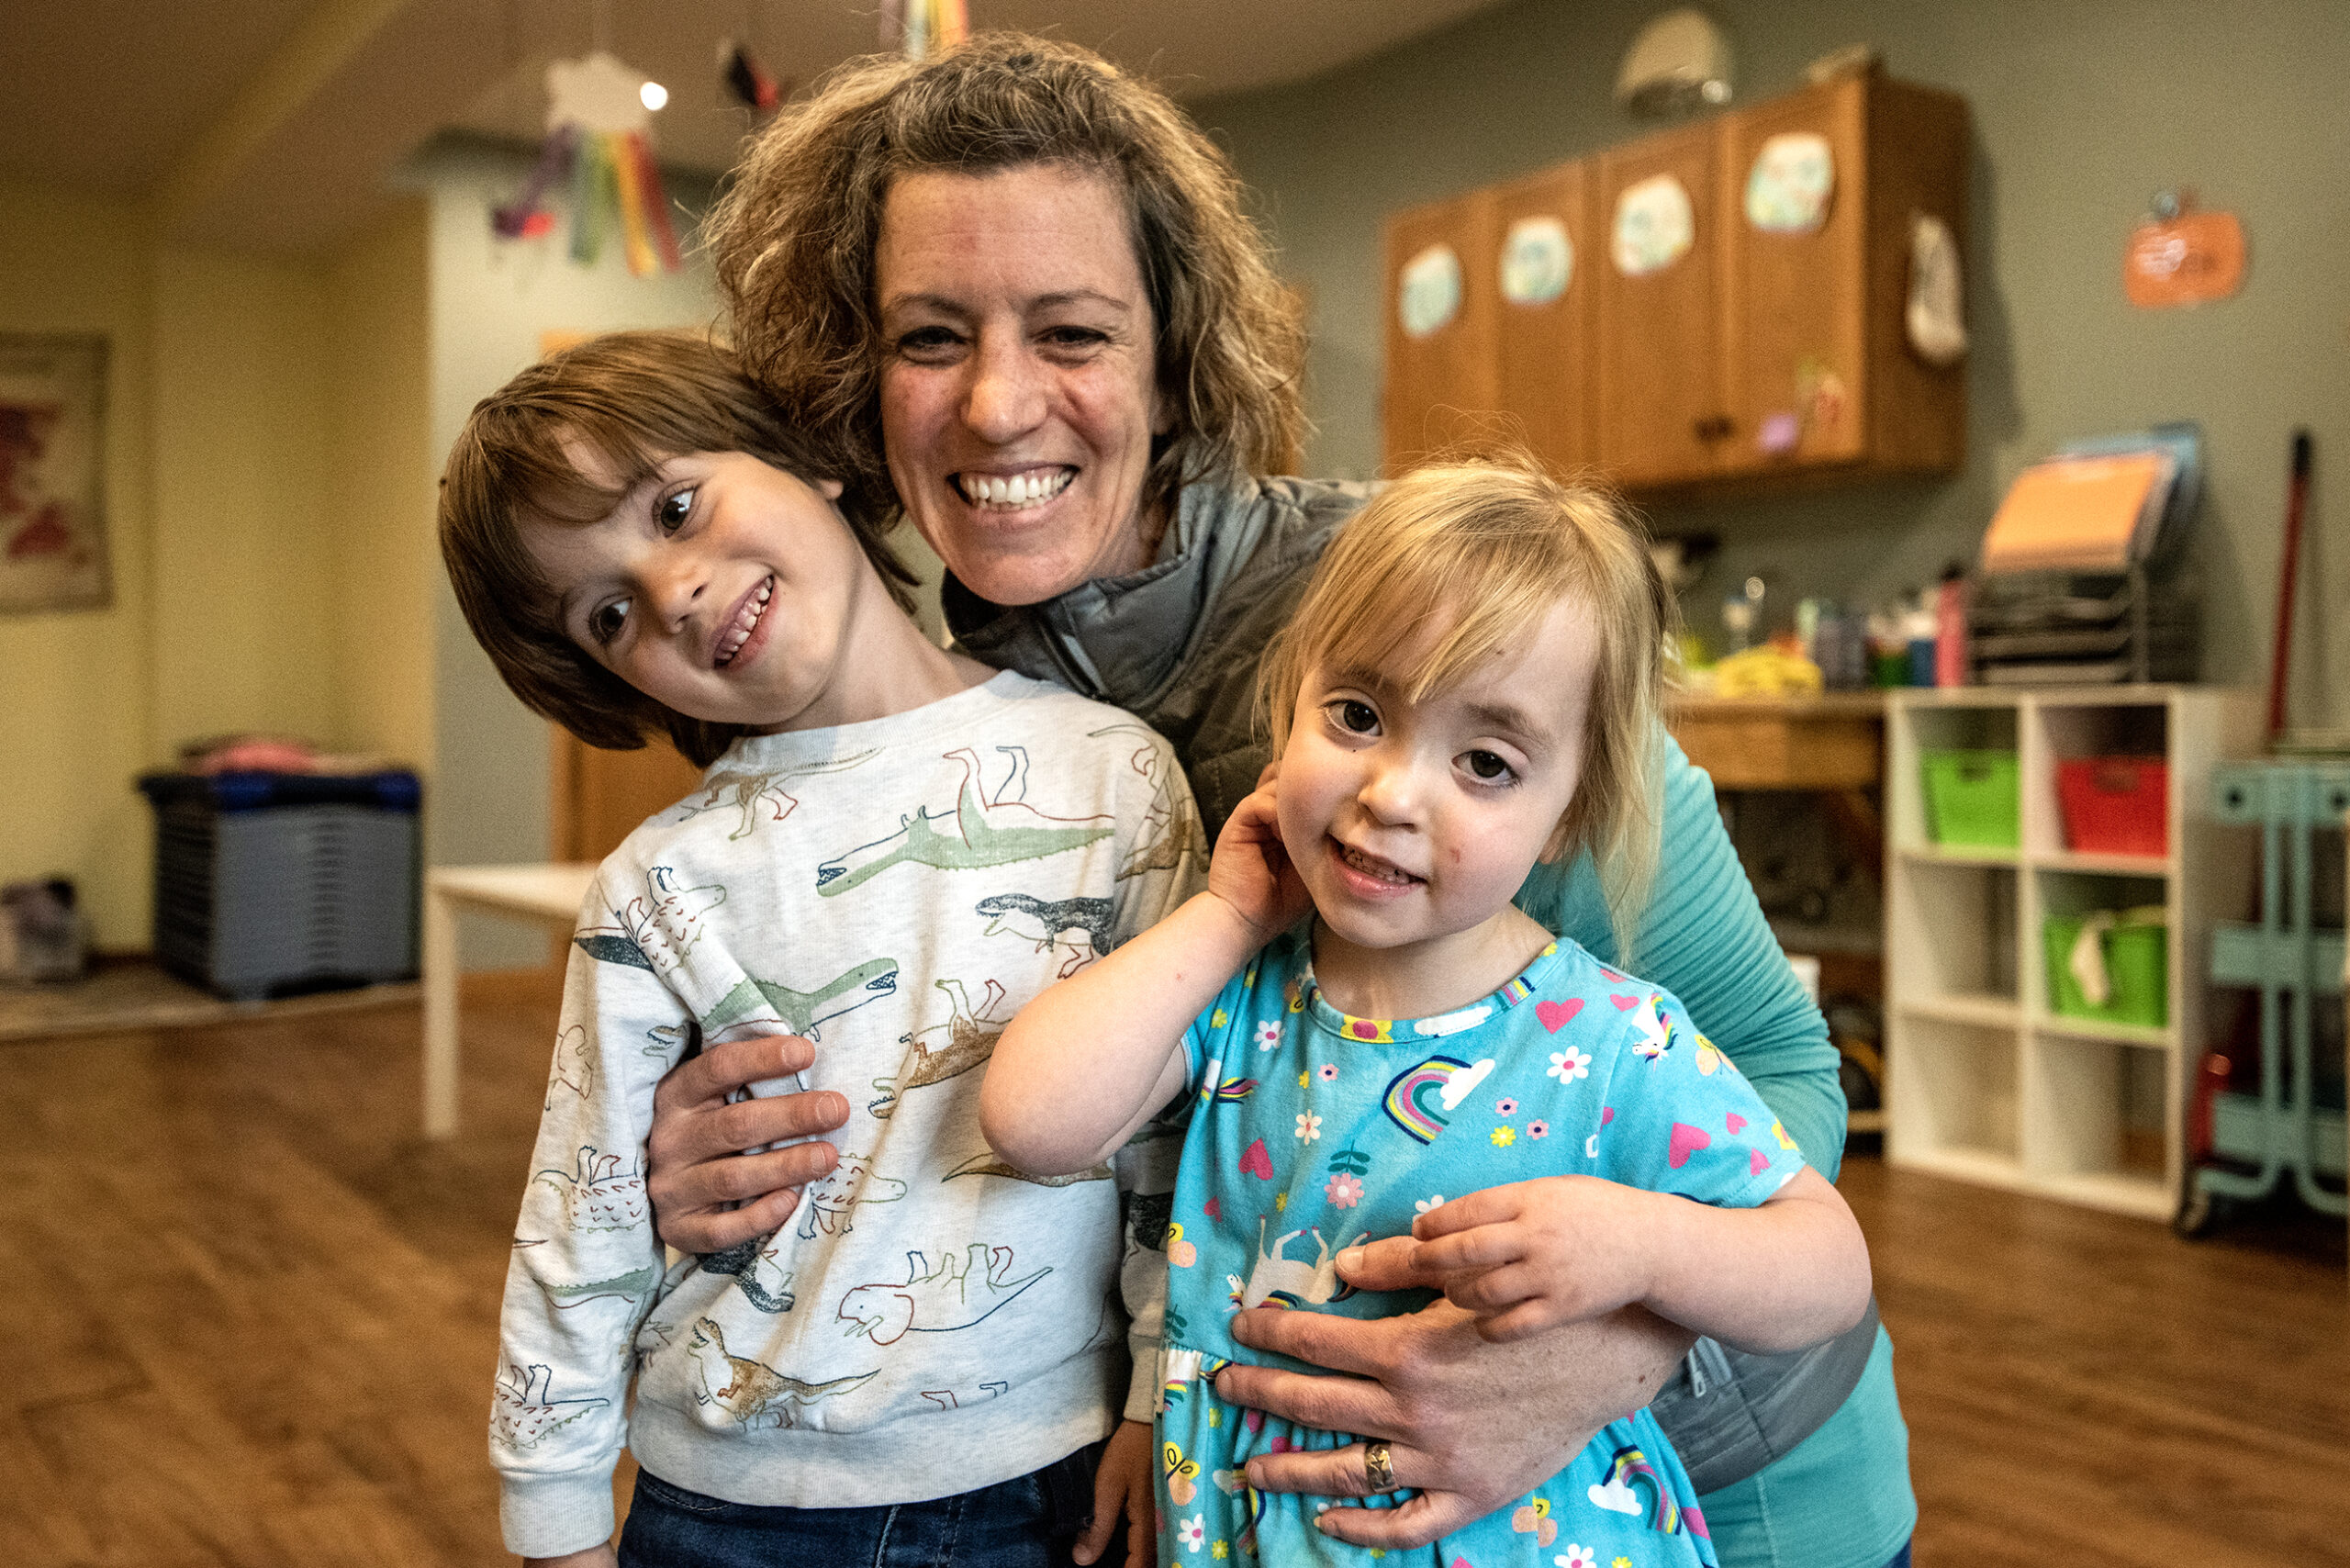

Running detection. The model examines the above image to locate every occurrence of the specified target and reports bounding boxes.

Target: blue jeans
[616,1438,1117,1568]
[1884,1545,1911,1568]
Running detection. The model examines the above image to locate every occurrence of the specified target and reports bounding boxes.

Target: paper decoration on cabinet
[1500,217,1573,306]
[1906,214,1967,364]
[2124,207,2245,309]
[0,333,110,615]
[881,0,968,58]
[1398,244,1463,339]
[1744,133,1834,234]
[1796,356,1847,435]
[492,52,682,276]
[1612,175,1694,275]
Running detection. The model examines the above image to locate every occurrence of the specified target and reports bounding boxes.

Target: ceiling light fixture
[640,79,669,111]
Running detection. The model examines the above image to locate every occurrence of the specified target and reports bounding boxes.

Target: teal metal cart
[2182,762,2350,1234]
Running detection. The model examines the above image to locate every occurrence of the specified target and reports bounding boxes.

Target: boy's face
[1274,596,1599,964]
[522,450,872,734]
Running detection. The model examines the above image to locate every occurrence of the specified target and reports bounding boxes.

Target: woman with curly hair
[640,34,1915,1568]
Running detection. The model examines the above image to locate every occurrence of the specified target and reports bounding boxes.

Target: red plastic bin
[2055,756,2167,857]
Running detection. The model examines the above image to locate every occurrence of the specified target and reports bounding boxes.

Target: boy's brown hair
[438,330,917,767]
[1257,453,1676,967]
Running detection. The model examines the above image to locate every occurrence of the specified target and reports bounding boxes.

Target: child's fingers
[1331,1234,1438,1291]
[1472,1298,1561,1343]
[1408,1222,1525,1275]
[1408,1186,1521,1240]
[1125,1472,1157,1568]
[1441,1260,1541,1314]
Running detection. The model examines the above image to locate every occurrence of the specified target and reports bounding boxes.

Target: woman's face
[875,162,1170,606]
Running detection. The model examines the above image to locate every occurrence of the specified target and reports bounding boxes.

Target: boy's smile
[522,450,944,734]
[1276,598,1601,1019]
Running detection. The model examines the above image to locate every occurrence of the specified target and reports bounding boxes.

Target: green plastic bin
[2043,913,2167,1028]
[1921,749,2020,848]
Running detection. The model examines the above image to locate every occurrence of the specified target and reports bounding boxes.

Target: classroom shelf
[1883,686,2260,1218]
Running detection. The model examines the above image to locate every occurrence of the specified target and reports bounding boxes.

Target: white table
[422,863,597,1137]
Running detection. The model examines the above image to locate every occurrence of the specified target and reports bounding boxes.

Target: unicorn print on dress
[815,745,1114,896]
[1225,1218,1362,1309]
[1628,992,1676,1060]
[1380,1055,1496,1144]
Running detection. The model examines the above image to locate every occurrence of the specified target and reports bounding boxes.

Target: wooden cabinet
[1595,118,1724,487]
[1493,161,1599,474]
[1382,69,1968,494]
[1381,188,1498,465]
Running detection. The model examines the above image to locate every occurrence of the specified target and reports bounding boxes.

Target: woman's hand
[1402,1177,1662,1341]
[1211,1255,1694,1551]
[1074,1419,1158,1568]
[1204,777,1311,946]
[644,1033,851,1255]
[524,1546,616,1568]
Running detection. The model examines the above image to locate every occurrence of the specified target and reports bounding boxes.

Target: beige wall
[325,200,434,768]
[0,182,438,951]
[0,182,156,950]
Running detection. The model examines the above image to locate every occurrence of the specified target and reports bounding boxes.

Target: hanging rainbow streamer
[495,128,681,278]
[880,0,969,58]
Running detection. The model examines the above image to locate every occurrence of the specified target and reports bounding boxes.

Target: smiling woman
[646,33,1918,1568]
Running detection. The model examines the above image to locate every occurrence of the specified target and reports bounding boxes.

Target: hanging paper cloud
[492,50,682,277]
[879,0,968,59]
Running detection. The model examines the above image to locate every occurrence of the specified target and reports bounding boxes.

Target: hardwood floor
[1,987,2341,1566]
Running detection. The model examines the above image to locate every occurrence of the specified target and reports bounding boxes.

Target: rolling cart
[2179,761,2350,1236]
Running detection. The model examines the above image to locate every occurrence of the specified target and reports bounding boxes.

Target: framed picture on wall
[0,331,111,615]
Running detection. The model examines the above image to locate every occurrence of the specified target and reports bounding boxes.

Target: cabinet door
[1719,76,1870,476]
[1382,188,1499,469]
[1596,120,1724,487]
[1492,161,1597,474]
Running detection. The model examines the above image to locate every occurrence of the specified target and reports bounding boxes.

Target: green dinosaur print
[816,745,1113,897]
[701,957,901,1040]
[534,1263,659,1310]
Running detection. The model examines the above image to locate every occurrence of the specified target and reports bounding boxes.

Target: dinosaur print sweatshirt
[491,673,1203,1558]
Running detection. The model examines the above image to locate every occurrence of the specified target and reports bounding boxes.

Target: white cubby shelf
[1884,686,2260,1219]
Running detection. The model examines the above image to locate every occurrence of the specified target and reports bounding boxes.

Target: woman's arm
[984,783,1308,1175]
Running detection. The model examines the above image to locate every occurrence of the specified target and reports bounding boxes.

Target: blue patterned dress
[1152,928,1809,1567]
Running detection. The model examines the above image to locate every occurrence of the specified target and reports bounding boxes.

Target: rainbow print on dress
[1381,1055,1496,1144]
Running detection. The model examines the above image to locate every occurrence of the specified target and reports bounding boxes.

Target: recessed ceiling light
[640,80,669,112]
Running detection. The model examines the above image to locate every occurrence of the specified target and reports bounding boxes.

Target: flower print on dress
[1295,1111,1322,1142]
[1414,1193,1445,1215]
[1548,1047,1592,1082]
[1527,1119,1550,1139]
[1556,1547,1598,1568]
[1255,1020,1282,1051]
[1325,1172,1363,1208]
[1495,1096,1519,1116]
[1491,1126,1516,1148]
[1317,1062,1338,1082]
[1177,1514,1206,1551]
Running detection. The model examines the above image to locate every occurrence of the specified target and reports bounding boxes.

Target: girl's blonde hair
[704,33,1306,536]
[1258,454,1675,965]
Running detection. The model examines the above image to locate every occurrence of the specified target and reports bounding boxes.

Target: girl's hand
[1205,777,1311,944]
[524,1546,617,1568]
[1074,1419,1158,1568]
[1394,1176,1662,1341]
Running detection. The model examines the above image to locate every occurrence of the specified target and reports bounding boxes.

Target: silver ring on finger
[1363,1440,1397,1493]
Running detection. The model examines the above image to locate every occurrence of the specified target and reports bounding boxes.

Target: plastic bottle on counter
[1934,562,1970,687]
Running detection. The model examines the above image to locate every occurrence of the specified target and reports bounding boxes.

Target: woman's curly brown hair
[705,32,1306,534]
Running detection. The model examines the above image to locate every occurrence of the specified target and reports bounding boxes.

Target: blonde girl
[982,455,1871,1567]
